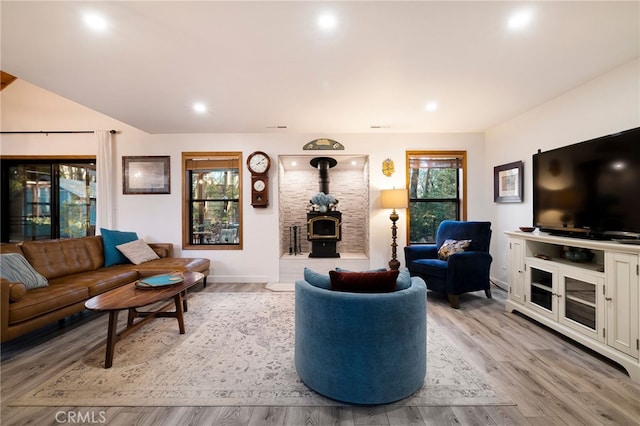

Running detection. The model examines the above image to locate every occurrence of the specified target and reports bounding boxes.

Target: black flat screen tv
[533,127,640,240]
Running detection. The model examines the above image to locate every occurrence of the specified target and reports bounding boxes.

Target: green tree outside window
[406,152,466,244]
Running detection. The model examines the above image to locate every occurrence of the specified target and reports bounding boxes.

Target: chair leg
[447,294,460,309]
[485,288,492,299]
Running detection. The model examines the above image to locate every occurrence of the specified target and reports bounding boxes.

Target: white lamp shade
[381,189,408,209]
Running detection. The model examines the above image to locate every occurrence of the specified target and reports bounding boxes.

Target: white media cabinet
[505,231,639,382]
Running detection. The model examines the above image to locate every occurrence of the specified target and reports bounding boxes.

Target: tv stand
[505,231,640,382]
[614,239,640,246]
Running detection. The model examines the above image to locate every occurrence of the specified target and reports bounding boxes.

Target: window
[1,158,96,242]
[406,151,466,244]
[182,152,242,249]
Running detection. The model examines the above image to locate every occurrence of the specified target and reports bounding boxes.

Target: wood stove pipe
[310,156,337,194]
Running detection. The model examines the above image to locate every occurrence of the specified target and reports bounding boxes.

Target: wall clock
[247,151,270,208]
[247,151,271,175]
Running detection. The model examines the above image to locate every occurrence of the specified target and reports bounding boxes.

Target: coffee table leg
[105,310,120,369]
[174,294,185,334]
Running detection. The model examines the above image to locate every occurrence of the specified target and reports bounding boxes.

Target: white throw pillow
[116,239,160,265]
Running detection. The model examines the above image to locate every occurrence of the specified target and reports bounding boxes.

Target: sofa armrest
[1,278,22,343]
[148,243,174,258]
[1,278,27,302]
[404,244,439,265]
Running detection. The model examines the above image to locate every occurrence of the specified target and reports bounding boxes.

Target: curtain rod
[0,130,117,135]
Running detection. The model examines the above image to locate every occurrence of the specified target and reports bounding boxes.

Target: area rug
[13,293,512,407]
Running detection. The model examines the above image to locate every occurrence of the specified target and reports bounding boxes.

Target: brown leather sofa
[1,236,210,343]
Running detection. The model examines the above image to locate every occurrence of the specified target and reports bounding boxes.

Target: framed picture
[494,161,523,203]
[122,156,170,194]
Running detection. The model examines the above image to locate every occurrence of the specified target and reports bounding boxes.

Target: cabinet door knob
[605,297,613,301]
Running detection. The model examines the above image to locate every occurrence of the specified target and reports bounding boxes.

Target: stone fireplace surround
[278,155,370,281]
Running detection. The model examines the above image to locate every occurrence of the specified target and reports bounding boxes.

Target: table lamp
[380,188,408,270]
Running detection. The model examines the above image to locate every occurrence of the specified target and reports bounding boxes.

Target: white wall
[1,79,487,282]
[4,56,637,286]
[486,58,640,288]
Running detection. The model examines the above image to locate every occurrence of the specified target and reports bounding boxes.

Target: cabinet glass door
[530,266,553,311]
[564,278,596,329]
[559,270,604,342]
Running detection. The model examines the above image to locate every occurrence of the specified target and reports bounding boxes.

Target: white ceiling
[1,1,638,134]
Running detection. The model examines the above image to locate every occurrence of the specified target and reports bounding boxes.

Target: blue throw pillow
[396,267,411,290]
[0,253,48,290]
[100,228,139,267]
[303,267,331,289]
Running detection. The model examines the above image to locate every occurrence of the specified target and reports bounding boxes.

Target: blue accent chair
[294,277,427,405]
[404,220,493,309]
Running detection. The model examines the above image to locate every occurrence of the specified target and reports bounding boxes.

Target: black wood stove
[307,156,342,258]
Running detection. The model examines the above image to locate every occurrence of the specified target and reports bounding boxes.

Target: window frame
[0,156,96,242]
[405,150,467,245]
[182,152,243,250]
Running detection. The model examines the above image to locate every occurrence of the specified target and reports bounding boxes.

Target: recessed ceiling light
[425,102,438,112]
[193,102,207,113]
[612,161,626,170]
[317,12,338,32]
[507,9,533,30]
[291,161,298,167]
[83,12,108,32]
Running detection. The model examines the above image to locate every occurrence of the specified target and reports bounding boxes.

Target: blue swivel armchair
[295,276,427,404]
[404,220,492,309]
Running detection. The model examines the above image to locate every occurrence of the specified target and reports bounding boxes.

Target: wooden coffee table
[85,271,205,368]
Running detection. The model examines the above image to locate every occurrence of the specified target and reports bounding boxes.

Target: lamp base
[388,209,400,271]
[388,259,400,270]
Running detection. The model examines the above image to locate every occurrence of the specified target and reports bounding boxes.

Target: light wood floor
[2,283,639,426]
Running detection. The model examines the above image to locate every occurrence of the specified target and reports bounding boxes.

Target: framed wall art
[122,156,170,194]
[494,160,523,203]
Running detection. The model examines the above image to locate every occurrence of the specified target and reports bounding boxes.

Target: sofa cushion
[21,239,98,280]
[152,247,169,258]
[438,239,471,260]
[0,253,49,290]
[100,228,138,267]
[303,267,331,289]
[49,268,139,297]
[116,239,159,265]
[83,236,107,270]
[410,258,448,279]
[9,283,89,324]
[329,270,399,293]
